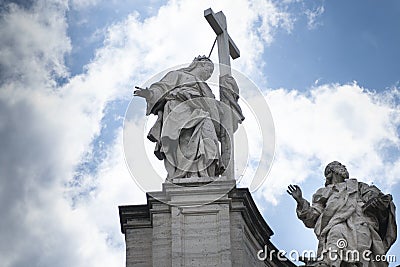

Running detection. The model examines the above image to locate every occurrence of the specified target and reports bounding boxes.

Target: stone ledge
[229,188,274,239]
[119,204,152,234]
[118,181,297,266]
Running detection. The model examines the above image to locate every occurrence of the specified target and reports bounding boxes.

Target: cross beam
[204,8,240,60]
[204,8,240,179]
[204,8,240,76]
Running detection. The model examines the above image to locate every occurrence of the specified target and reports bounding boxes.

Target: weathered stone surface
[134,8,246,180]
[119,179,296,267]
[125,228,152,267]
[288,161,397,267]
[151,206,171,267]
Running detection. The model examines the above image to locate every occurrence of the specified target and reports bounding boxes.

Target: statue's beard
[325,178,332,187]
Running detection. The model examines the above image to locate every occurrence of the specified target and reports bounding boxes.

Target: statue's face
[197,61,214,81]
[325,171,345,186]
[325,172,332,186]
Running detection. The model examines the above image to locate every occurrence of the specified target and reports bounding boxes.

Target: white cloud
[0,0,295,266]
[259,84,400,204]
[0,0,137,266]
[1,0,399,265]
[0,0,70,87]
[71,0,100,10]
[305,4,324,29]
[94,0,293,86]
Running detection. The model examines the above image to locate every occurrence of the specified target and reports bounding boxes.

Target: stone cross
[204,8,240,179]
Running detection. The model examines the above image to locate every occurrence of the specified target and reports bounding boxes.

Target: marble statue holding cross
[134,8,244,180]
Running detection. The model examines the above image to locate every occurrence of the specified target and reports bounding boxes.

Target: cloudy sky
[0,0,399,266]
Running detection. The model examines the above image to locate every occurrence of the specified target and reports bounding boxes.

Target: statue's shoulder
[155,69,188,85]
[314,186,328,194]
[352,179,378,191]
[312,186,331,203]
[162,70,181,79]
[165,69,196,81]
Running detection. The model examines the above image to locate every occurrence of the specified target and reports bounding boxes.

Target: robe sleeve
[145,71,180,115]
[297,187,327,228]
[359,182,397,252]
[219,74,245,132]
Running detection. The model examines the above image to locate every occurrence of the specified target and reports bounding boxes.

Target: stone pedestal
[119,177,295,267]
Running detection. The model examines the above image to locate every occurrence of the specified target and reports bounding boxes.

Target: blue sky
[0,0,399,266]
[265,0,400,92]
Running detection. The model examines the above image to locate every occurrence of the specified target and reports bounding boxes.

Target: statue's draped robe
[219,74,245,132]
[145,69,223,179]
[297,179,396,266]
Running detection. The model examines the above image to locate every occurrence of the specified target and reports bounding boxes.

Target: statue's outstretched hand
[287,184,303,203]
[133,87,152,100]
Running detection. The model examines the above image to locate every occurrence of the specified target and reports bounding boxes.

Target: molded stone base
[119,177,296,267]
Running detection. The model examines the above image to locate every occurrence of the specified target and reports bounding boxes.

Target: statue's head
[186,55,214,81]
[324,161,349,186]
